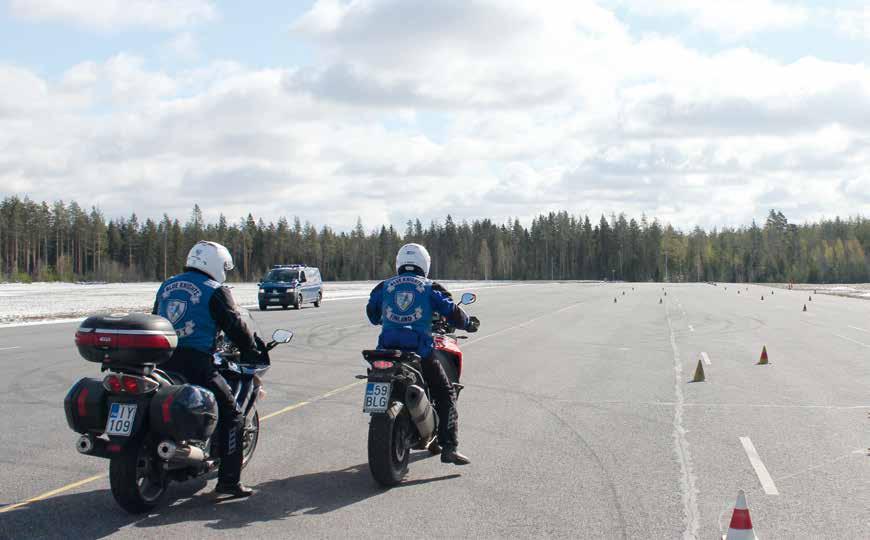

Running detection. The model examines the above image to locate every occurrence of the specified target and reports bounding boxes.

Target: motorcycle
[64,309,292,513]
[361,291,477,486]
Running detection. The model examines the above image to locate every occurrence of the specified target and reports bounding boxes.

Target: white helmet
[396,243,431,277]
[186,241,234,283]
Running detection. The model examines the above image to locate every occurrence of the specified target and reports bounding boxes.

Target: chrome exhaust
[76,434,94,454]
[405,385,436,442]
[157,440,206,463]
[75,434,110,458]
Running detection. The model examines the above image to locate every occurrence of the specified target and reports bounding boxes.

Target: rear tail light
[372,360,394,370]
[103,374,123,393]
[76,331,171,349]
[103,374,158,394]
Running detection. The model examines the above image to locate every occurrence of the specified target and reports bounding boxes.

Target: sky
[1,0,869,231]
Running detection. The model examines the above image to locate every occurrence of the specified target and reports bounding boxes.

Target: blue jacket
[154,269,255,354]
[366,273,468,357]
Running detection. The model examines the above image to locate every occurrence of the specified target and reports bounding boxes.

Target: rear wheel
[314,292,322,308]
[241,408,259,469]
[109,443,167,514]
[368,402,410,487]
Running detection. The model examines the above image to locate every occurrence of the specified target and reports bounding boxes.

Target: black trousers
[163,349,244,485]
[421,354,459,449]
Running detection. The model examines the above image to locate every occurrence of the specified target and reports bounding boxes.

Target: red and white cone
[724,490,757,539]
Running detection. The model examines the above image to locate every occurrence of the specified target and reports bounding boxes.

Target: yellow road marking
[0,379,365,513]
[0,474,106,514]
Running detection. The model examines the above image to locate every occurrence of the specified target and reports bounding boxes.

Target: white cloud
[165,32,200,62]
[614,0,809,39]
[833,7,870,40]
[3,0,870,231]
[8,0,217,31]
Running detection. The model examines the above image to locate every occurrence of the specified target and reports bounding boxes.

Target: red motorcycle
[361,292,477,486]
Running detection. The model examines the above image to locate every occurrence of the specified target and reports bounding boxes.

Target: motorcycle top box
[75,313,178,366]
[149,384,219,443]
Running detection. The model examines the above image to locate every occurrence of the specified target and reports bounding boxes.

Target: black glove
[241,345,269,365]
[466,316,480,333]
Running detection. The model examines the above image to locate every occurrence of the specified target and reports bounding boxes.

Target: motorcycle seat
[362,349,421,362]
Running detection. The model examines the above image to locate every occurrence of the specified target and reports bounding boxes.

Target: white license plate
[105,403,137,436]
[269,298,281,303]
[363,382,391,413]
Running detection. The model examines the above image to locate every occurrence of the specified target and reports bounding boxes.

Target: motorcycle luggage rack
[362,350,421,362]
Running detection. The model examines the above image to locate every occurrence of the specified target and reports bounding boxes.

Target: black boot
[441,448,471,465]
[215,482,254,498]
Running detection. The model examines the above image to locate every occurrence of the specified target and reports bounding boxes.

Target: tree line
[1,195,868,283]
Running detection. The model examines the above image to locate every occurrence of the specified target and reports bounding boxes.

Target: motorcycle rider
[153,240,265,498]
[366,243,479,465]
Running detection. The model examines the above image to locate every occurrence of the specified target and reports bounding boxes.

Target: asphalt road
[0,282,868,539]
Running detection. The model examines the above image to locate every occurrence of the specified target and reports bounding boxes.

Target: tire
[109,443,167,514]
[293,294,302,310]
[314,292,322,308]
[241,408,259,470]
[259,303,267,311]
[368,402,410,487]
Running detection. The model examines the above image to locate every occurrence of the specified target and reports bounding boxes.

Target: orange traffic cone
[809,296,812,302]
[724,490,757,539]
[614,297,617,304]
[757,346,769,365]
[761,296,764,301]
[803,304,807,312]
[659,298,663,304]
[691,359,705,382]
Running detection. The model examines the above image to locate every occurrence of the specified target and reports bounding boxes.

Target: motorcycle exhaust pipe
[75,434,111,458]
[157,440,206,464]
[405,385,436,442]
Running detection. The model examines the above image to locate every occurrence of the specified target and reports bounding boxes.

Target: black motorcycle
[64,310,292,513]
[361,292,478,486]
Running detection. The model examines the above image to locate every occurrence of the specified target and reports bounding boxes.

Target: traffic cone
[809,296,812,302]
[622,291,626,296]
[724,490,756,539]
[761,296,764,301]
[757,346,769,365]
[738,290,741,295]
[691,359,705,382]
[614,297,617,303]
[659,298,663,304]
[803,304,807,312]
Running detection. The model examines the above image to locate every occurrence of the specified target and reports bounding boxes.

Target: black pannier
[64,377,109,434]
[149,384,218,442]
[75,313,177,366]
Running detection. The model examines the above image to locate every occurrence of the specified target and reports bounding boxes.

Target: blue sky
[1,0,870,230]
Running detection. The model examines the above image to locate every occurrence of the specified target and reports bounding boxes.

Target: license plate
[105,403,137,436]
[363,382,391,413]
[269,298,281,303]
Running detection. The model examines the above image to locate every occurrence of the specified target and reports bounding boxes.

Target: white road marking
[0,346,20,351]
[833,334,870,348]
[666,307,700,538]
[700,352,711,366]
[848,325,870,334]
[688,324,694,332]
[739,437,780,495]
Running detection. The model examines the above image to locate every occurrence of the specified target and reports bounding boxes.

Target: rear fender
[434,335,463,379]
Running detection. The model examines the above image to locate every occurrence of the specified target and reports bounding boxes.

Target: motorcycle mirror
[459,292,477,305]
[272,329,293,343]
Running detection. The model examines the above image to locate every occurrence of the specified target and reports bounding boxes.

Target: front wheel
[368,402,411,487]
[109,443,168,514]
[241,408,259,470]
[293,294,302,309]
[314,292,322,308]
